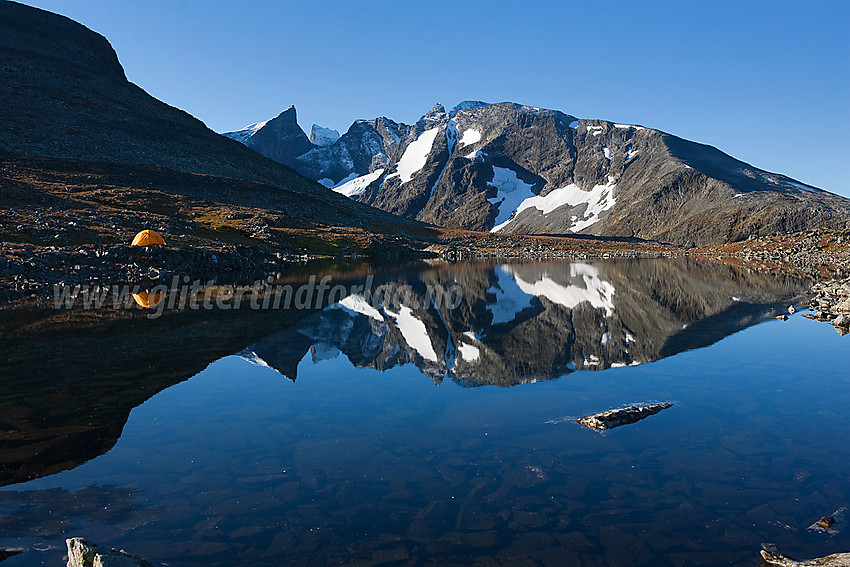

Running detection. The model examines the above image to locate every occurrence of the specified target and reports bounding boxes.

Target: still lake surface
[0,259,848,566]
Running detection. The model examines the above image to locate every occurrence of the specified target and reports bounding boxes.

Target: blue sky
[26,0,850,196]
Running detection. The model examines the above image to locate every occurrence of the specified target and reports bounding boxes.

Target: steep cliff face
[228,101,850,245]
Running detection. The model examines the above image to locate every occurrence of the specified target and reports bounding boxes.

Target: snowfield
[458,128,482,147]
[506,263,616,316]
[491,179,617,233]
[332,169,384,197]
[458,342,481,362]
[386,127,440,184]
[384,305,439,362]
[487,167,537,228]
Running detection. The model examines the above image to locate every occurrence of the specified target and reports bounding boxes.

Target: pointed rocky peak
[267,105,301,130]
[225,104,312,166]
[429,102,446,115]
[310,124,340,146]
[416,103,450,130]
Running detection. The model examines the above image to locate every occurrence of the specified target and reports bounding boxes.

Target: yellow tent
[131,229,166,247]
[132,291,165,309]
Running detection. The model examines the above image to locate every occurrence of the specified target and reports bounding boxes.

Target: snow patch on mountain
[507,263,615,316]
[603,147,612,160]
[458,342,480,362]
[384,305,438,362]
[465,149,486,160]
[487,167,537,228]
[332,169,384,197]
[459,128,482,147]
[491,179,617,233]
[386,127,440,184]
[614,124,645,131]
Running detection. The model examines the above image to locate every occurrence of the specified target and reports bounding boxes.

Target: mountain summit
[226,101,850,245]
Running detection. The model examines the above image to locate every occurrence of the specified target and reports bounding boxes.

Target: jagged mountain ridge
[225,101,850,245]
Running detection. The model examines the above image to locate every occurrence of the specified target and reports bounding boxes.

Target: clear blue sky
[24,0,850,196]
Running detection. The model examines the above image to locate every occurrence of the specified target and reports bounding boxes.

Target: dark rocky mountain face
[242,259,807,387]
[223,106,313,168]
[0,1,417,233]
[229,101,850,245]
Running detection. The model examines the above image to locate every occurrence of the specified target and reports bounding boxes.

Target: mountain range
[1,0,849,258]
[226,103,850,246]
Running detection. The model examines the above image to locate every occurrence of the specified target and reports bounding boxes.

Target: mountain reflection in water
[242,259,806,386]
[4,258,846,567]
[0,259,806,488]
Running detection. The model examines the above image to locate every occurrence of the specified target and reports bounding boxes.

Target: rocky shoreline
[3,228,850,335]
[802,279,850,335]
[703,228,850,335]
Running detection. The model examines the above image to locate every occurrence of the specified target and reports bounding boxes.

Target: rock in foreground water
[66,538,154,567]
[760,544,850,566]
[576,403,672,431]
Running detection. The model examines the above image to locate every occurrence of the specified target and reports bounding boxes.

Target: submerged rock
[760,544,850,566]
[576,403,672,431]
[66,538,154,567]
[808,507,846,536]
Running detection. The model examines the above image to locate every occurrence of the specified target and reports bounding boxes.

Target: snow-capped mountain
[224,101,850,246]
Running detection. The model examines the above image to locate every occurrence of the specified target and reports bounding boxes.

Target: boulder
[66,538,154,567]
[576,403,672,431]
